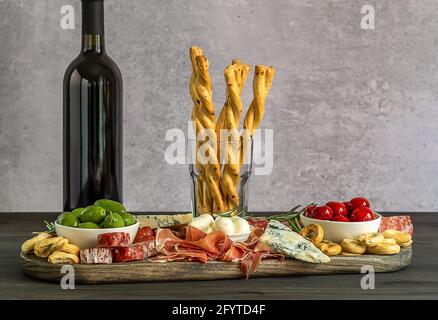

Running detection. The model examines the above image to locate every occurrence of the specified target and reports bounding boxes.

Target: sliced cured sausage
[98,232,130,247]
[113,244,144,262]
[378,215,413,235]
[80,248,113,264]
[136,239,158,258]
[133,227,155,243]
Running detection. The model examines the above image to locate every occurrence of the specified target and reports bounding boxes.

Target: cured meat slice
[155,227,229,262]
[113,244,144,262]
[153,225,284,278]
[221,233,285,278]
[98,232,130,248]
[247,218,269,231]
[181,230,233,256]
[80,248,113,264]
[155,228,183,252]
[378,215,413,235]
[133,227,155,243]
[185,226,207,241]
[136,239,158,258]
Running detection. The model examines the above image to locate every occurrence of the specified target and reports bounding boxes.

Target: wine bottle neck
[82,34,105,52]
[81,0,105,53]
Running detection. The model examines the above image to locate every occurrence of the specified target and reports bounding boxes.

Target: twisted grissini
[240,65,275,165]
[226,65,275,209]
[189,47,225,213]
[220,64,245,209]
[189,47,208,213]
[243,65,275,136]
[216,60,250,161]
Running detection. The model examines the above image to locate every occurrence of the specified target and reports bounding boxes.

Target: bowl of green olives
[54,200,139,249]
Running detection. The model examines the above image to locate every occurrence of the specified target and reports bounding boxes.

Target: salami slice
[80,248,113,264]
[136,239,158,258]
[378,215,413,235]
[98,232,130,247]
[113,244,144,262]
[133,227,155,243]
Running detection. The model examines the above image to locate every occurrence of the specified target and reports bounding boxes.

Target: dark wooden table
[1,212,437,300]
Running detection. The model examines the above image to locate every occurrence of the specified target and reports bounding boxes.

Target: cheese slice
[260,220,330,263]
[136,213,193,229]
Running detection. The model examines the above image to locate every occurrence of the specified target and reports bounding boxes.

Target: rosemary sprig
[213,207,249,218]
[44,220,55,232]
[32,220,56,236]
[266,203,316,232]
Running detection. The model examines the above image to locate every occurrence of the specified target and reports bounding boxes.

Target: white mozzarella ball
[214,217,235,235]
[199,214,214,225]
[190,214,214,232]
[204,227,213,234]
[232,217,251,234]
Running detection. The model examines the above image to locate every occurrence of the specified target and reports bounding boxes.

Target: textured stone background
[1,0,438,212]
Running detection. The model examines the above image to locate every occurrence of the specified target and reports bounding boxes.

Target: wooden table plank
[0,212,437,299]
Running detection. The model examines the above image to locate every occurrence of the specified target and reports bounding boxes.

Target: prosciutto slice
[151,226,284,278]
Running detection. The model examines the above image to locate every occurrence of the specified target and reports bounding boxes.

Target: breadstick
[189,47,225,213]
[228,65,275,207]
[190,47,209,212]
[216,60,250,161]
[189,47,207,212]
[240,65,275,164]
[243,65,275,136]
[220,64,245,209]
[195,55,221,182]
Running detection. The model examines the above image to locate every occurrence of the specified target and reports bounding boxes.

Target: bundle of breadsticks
[189,46,275,215]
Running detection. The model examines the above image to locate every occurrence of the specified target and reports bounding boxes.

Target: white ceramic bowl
[300,212,381,243]
[54,220,139,249]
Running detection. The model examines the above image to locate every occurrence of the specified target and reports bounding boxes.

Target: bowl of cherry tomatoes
[300,197,381,243]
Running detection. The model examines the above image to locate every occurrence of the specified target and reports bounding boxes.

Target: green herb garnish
[44,220,55,232]
[266,203,316,232]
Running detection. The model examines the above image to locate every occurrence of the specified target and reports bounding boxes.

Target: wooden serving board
[21,248,412,284]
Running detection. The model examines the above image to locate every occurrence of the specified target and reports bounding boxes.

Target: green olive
[78,205,106,224]
[102,211,125,228]
[78,222,101,229]
[71,207,85,218]
[121,212,137,226]
[61,213,79,227]
[94,199,126,215]
[56,212,69,224]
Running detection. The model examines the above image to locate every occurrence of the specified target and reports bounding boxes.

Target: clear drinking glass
[188,135,253,217]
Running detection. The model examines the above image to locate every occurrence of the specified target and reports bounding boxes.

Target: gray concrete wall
[1,0,437,212]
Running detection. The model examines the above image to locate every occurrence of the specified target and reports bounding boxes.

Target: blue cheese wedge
[136,213,192,229]
[260,220,330,263]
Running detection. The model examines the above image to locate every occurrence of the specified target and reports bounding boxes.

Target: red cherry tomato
[350,197,371,211]
[304,204,317,218]
[343,201,354,215]
[312,206,333,220]
[350,207,374,222]
[332,214,350,222]
[325,201,348,216]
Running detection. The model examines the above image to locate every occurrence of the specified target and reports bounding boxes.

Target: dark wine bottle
[63,0,123,211]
